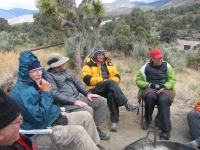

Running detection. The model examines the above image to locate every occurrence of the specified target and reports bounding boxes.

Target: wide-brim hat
[47,53,69,69]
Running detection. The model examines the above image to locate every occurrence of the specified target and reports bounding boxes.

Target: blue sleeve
[10,84,59,125]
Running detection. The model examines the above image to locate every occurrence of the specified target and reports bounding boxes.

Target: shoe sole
[100,136,110,141]
[126,106,140,112]
[110,128,118,131]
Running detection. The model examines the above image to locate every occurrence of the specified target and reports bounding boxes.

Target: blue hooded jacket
[10,50,60,130]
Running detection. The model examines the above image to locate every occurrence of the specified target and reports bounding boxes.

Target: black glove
[149,83,163,90]
[52,114,68,126]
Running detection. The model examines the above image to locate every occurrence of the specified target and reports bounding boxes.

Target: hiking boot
[125,101,140,111]
[187,141,199,148]
[110,123,118,131]
[97,144,110,150]
[97,127,110,141]
[141,120,150,130]
[160,130,170,140]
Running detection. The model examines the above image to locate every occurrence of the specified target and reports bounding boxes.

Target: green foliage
[81,4,93,16]
[124,8,151,32]
[159,20,179,43]
[100,35,115,51]
[162,48,186,68]
[186,55,200,70]
[100,20,117,36]
[191,16,200,30]
[160,27,177,43]
[40,0,57,20]
[0,31,11,51]
[0,18,10,32]
[93,0,105,20]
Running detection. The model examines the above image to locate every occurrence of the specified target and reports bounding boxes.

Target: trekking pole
[20,42,64,55]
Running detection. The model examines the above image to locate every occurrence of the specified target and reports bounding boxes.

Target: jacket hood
[18,50,47,83]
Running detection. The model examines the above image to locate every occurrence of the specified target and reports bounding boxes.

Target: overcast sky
[0,0,158,10]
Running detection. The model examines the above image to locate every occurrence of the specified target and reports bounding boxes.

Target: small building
[184,45,191,50]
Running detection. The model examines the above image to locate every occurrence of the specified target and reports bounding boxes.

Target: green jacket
[135,62,176,101]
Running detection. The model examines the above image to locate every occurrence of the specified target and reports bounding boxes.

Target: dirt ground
[99,67,200,150]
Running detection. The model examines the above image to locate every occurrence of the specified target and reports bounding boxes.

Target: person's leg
[64,105,94,116]
[91,81,119,124]
[187,110,200,139]
[91,80,127,106]
[80,96,107,126]
[61,111,100,144]
[187,110,200,148]
[91,80,139,110]
[80,96,110,140]
[107,92,119,123]
[155,92,171,140]
[52,125,99,150]
[142,92,157,130]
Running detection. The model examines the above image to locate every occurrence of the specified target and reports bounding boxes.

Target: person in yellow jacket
[82,45,139,131]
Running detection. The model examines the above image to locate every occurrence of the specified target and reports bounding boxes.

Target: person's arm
[108,65,120,84]
[11,80,59,125]
[47,73,77,105]
[82,64,103,86]
[136,70,149,89]
[164,65,176,89]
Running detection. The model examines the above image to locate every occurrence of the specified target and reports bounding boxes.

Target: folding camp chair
[19,129,58,150]
[19,107,65,150]
[137,99,157,125]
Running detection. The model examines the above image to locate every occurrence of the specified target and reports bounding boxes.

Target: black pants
[143,92,171,131]
[91,80,128,123]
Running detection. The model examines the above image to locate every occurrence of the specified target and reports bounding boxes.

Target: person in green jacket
[136,49,176,140]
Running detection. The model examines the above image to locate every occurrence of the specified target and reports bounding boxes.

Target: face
[0,114,23,145]
[29,67,42,83]
[151,57,163,66]
[96,54,105,62]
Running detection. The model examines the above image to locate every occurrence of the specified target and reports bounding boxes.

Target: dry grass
[0,48,66,85]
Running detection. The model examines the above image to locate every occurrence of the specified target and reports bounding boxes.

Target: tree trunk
[74,35,82,77]
[91,26,98,48]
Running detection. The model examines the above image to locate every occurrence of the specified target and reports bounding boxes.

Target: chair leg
[49,133,59,150]
[31,134,59,150]
[136,100,141,115]
[141,99,144,125]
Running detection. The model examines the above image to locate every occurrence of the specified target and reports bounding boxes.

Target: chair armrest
[19,129,52,134]
[60,107,65,112]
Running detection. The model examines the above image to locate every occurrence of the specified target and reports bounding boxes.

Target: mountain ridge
[1,0,200,25]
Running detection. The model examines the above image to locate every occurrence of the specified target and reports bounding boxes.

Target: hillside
[159,0,200,10]
[0,8,38,20]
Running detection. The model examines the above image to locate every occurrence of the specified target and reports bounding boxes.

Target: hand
[87,93,101,101]
[149,83,164,90]
[74,100,88,107]
[36,79,51,92]
[156,88,165,94]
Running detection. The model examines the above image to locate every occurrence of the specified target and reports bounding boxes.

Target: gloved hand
[149,83,164,90]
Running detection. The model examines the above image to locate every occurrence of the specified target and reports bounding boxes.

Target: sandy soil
[99,67,200,150]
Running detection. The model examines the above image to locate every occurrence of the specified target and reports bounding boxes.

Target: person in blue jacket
[10,50,108,150]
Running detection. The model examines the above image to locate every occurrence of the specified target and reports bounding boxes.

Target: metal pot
[124,131,198,150]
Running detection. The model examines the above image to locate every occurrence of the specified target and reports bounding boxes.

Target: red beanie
[150,49,163,59]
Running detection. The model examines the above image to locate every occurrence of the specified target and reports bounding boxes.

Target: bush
[186,54,200,69]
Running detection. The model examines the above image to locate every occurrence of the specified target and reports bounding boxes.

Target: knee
[107,80,117,86]
[144,92,157,101]
[187,111,197,120]
[86,107,94,116]
[81,110,93,118]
